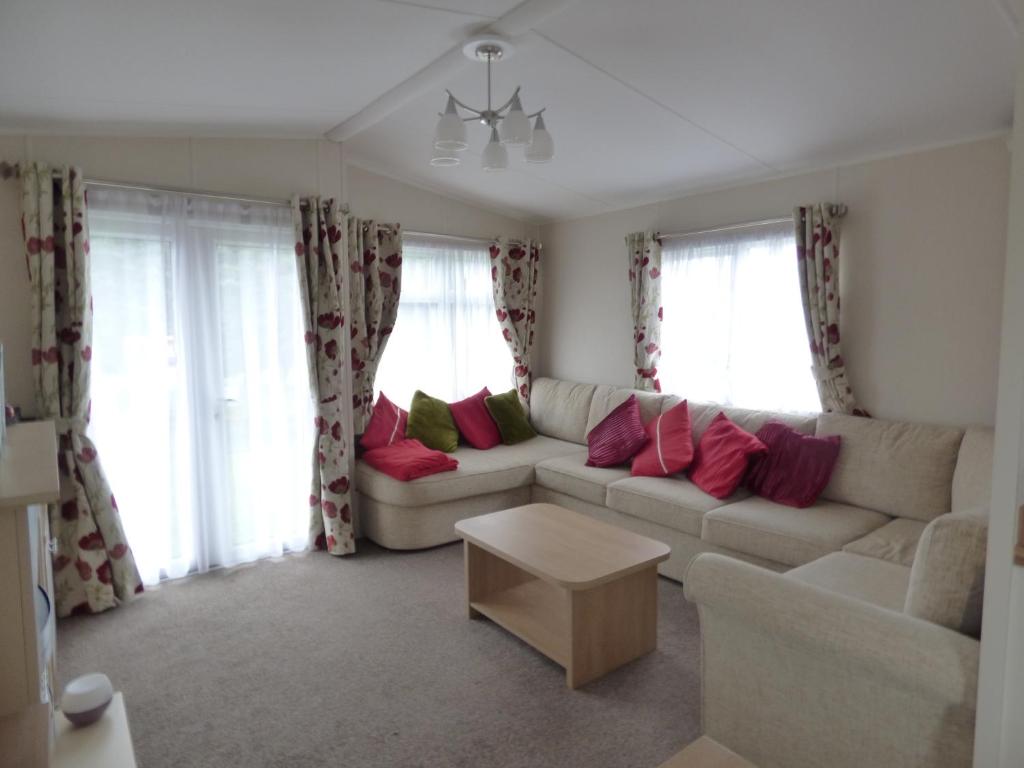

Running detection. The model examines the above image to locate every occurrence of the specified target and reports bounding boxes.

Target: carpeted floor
[58,541,701,768]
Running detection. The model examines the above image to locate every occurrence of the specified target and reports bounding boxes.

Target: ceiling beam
[324,0,579,142]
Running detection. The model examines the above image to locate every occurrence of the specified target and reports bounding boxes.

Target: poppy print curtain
[21,163,143,616]
[349,219,402,432]
[293,197,356,555]
[490,238,541,402]
[794,204,867,415]
[627,231,663,392]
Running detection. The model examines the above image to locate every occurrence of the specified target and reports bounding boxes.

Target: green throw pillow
[485,389,537,445]
[406,390,459,453]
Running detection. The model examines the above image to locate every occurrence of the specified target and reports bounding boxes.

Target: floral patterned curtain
[627,231,663,392]
[794,204,868,415]
[293,197,355,556]
[21,163,143,616]
[490,238,541,402]
[349,219,402,432]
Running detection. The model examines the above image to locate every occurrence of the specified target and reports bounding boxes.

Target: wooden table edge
[455,528,670,591]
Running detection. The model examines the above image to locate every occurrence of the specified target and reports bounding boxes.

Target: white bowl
[61,673,113,727]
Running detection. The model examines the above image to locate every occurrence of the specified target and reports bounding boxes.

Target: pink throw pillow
[360,393,408,450]
[631,400,693,477]
[747,421,841,508]
[689,412,767,499]
[586,394,649,468]
[449,388,502,450]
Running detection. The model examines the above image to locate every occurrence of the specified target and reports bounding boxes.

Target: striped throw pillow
[631,400,693,477]
[360,392,408,450]
[586,395,649,467]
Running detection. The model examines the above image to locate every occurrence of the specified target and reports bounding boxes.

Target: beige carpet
[58,541,701,768]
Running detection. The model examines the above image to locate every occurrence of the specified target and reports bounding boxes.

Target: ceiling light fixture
[431,36,554,170]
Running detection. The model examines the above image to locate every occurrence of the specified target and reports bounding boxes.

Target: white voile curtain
[88,186,313,584]
[659,220,821,413]
[373,235,513,408]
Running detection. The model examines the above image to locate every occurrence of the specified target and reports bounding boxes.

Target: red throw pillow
[448,387,502,450]
[632,400,693,477]
[362,439,459,481]
[747,421,841,508]
[689,412,767,499]
[586,394,649,468]
[360,393,408,450]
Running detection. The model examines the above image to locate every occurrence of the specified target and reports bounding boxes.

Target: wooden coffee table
[454,503,671,688]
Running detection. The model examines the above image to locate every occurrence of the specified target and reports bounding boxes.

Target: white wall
[538,137,1010,427]
[0,134,529,416]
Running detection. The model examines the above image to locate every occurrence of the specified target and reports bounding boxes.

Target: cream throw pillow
[904,509,987,637]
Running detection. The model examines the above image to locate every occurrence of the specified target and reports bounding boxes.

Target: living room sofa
[355,376,993,582]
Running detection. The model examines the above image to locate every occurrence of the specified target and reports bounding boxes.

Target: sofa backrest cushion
[529,378,596,445]
[904,509,987,637]
[952,427,995,514]
[816,413,963,521]
[666,396,816,442]
[585,384,665,437]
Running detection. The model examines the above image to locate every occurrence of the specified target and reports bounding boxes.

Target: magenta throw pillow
[689,412,767,499]
[747,421,841,508]
[449,387,502,450]
[586,394,649,468]
[360,393,408,450]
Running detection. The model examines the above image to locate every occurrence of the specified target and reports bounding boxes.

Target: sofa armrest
[683,554,979,768]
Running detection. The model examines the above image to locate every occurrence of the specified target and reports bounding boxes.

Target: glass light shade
[481,126,508,171]
[430,144,460,167]
[500,94,532,146]
[434,95,467,151]
[525,114,554,163]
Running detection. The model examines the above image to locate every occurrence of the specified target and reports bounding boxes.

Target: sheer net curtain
[88,186,313,584]
[374,235,513,408]
[659,221,821,413]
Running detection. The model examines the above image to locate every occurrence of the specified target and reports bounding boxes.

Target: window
[658,220,820,413]
[374,235,513,407]
[88,186,313,584]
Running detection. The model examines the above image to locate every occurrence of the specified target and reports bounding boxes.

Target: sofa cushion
[672,396,816,442]
[842,518,927,567]
[529,378,595,444]
[585,384,665,437]
[905,510,987,637]
[449,387,501,450]
[816,413,963,522]
[534,452,632,506]
[747,422,841,508]
[606,476,745,537]
[787,552,911,612]
[360,392,408,450]
[952,427,995,514]
[702,497,890,567]
[356,436,582,507]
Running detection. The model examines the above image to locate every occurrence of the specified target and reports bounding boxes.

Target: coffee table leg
[567,566,658,689]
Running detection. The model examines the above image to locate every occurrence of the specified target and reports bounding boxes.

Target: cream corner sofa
[355,376,992,767]
[355,376,992,582]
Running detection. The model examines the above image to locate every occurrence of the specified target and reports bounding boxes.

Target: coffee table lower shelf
[463,540,658,688]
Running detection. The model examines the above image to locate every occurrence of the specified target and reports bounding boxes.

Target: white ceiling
[0,0,1017,222]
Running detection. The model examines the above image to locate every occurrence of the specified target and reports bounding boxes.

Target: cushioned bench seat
[605,476,747,537]
[533,452,630,506]
[702,497,890,567]
[841,518,928,567]
[356,435,583,507]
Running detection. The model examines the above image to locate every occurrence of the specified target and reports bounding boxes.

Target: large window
[88,186,313,584]
[374,235,512,407]
[659,220,820,413]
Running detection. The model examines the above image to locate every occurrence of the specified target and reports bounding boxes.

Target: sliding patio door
[87,186,312,584]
